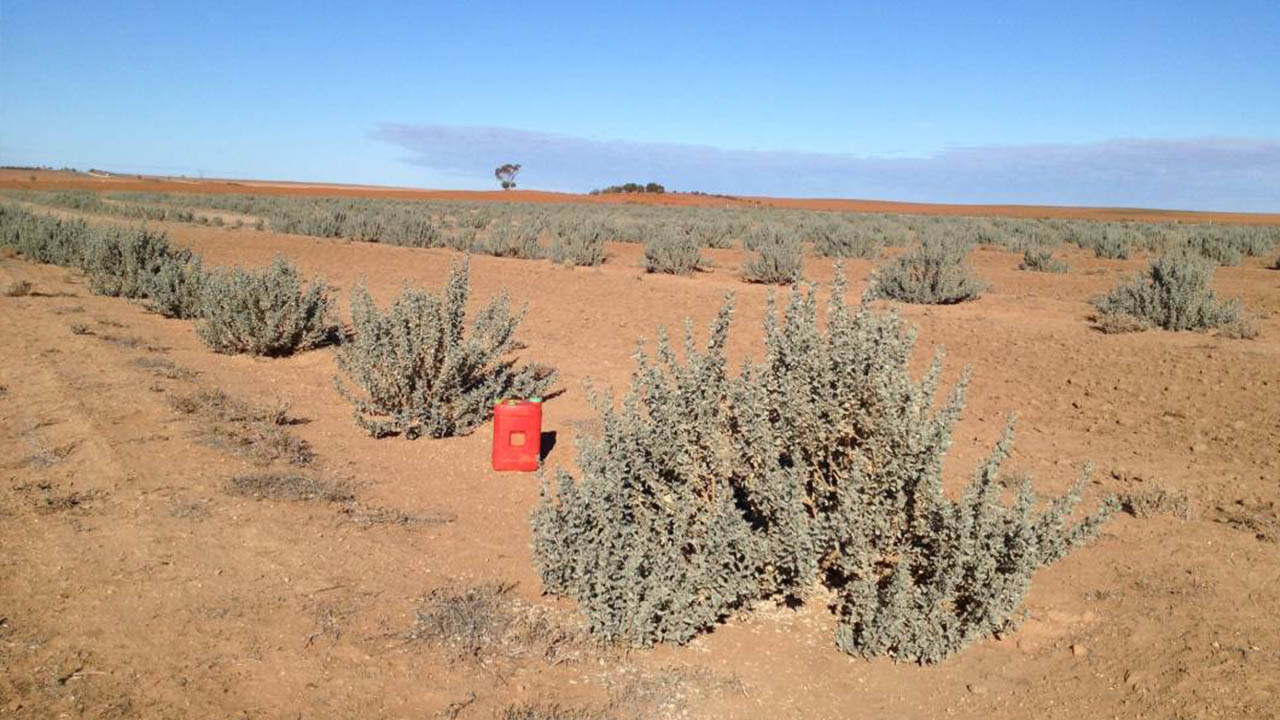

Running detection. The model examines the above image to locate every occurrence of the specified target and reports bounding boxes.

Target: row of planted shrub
[0,203,332,354]
[5,201,1254,663]
[0,203,557,437]
[13,189,1278,269]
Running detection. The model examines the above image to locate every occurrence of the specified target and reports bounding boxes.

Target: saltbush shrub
[196,257,336,356]
[1093,247,1244,333]
[869,234,986,304]
[549,226,606,267]
[1017,248,1069,273]
[533,269,1112,660]
[1092,229,1132,259]
[810,219,882,258]
[742,234,803,284]
[147,253,208,319]
[1185,233,1242,266]
[335,258,556,439]
[474,224,543,259]
[83,226,184,299]
[0,205,92,267]
[644,227,704,275]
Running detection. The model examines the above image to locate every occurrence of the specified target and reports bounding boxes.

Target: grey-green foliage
[0,204,200,314]
[83,226,181,299]
[1184,233,1242,266]
[810,217,883,258]
[1017,248,1069,273]
[644,226,704,275]
[474,224,543,259]
[14,188,1278,267]
[147,253,208,318]
[1093,246,1243,332]
[0,204,92,267]
[533,269,1112,659]
[334,258,556,439]
[1091,229,1133,259]
[742,232,803,284]
[743,223,787,251]
[196,257,336,356]
[870,234,987,304]
[549,224,606,266]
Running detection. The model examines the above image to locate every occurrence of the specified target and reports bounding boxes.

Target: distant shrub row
[0,203,336,355]
[10,188,1278,270]
[590,182,665,195]
[0,204,555,436]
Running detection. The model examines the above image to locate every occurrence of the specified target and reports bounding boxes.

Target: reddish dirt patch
[6,169,1280,225]
[1,205,1279,718]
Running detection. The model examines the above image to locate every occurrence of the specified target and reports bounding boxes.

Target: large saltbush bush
[533,268,1112,661]
[196,257,336,356]
[1093,247,1244,333]
[335,258,556,439]
[869,234,986,304]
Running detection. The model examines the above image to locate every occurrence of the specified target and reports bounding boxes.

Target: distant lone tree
[495,163,522,190]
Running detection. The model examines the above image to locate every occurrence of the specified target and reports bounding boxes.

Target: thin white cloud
[371,124,1280,212]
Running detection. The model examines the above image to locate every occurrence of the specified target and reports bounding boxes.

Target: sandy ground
[1,199,1279,719]
[6,169,1280,225]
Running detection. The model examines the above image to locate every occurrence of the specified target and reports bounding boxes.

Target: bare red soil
[6,169,1280,225]
[1,194,1279,718]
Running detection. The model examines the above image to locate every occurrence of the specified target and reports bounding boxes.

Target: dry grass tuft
[4,280,33,296]
[1212,498,1279,543]
[225,472,352,503]
[499,704,610,720]
[408,583,591,668]
[1094,312,1151,334]
[168,389,311,466]
[1117,486,1192,519]
[337,503,456,528]
[133,356,198,380]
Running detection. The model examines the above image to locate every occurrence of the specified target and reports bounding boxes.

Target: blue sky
[2,1,1278,210]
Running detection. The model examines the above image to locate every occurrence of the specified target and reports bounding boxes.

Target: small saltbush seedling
[1093,246,1244,333]
[1018,248,1069,273]
[870,234,986,304]
[644,226,704,275]
[335,258,556,439]
[196,257,336,356]
[742,234,803,284]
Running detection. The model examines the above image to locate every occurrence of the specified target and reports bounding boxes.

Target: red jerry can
[492,398,543,471]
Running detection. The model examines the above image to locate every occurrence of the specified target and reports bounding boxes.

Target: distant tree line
[590,182,666,195]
